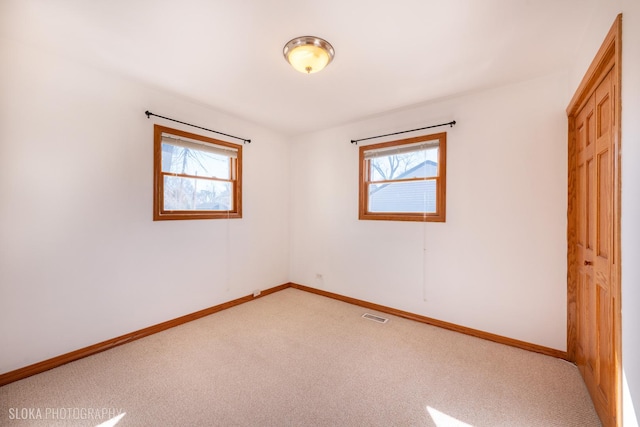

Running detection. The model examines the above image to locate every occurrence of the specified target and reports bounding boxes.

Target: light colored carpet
[0,288,601,426]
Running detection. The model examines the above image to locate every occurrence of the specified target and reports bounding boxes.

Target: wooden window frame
[359,132,446,222]
[153,124,242,221]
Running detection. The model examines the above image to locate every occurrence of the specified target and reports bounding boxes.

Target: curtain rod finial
[145,110,151,119]
[351,140,357,145]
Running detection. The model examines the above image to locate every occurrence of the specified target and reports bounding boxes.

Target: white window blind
[161,134,238,158]
[363,140,439,160]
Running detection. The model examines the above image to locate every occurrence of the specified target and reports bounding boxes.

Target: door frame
[566,13,622,426]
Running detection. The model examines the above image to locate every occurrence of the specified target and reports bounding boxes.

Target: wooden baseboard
[290,283,568,360]
[0,283,291,387]
[1,281,568,387]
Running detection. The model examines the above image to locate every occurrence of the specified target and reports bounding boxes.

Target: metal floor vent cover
[362,313,389,324]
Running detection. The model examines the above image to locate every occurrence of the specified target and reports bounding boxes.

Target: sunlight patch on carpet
[95,412,126,427]
[427,406,473,427]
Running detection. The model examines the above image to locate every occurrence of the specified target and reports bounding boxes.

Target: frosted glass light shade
[283,36,334,74]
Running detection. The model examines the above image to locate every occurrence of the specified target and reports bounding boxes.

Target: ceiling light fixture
[283,36,334,74]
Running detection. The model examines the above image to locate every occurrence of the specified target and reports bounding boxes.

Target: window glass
[369,180,437,213]
[161,144,231,179]
[370,147,438,181]
[163,176,232,211]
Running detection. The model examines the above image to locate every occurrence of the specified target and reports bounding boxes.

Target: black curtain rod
[145,111,251,144]
[350,120,456,145]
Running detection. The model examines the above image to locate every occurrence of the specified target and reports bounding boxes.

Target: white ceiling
[1,0,596,135]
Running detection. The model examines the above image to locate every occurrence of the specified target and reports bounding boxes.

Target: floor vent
[362,313,389,324]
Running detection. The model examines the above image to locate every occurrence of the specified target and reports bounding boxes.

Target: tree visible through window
[359,133,446,222]
[153,125,242,220]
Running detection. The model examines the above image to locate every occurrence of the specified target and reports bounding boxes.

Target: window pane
[370,147,438,181]
[161,143,230,179]
[163,176,232,211]
[369,180,437,213]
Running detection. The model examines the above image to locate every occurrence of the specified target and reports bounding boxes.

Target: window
[359,132,446,222]
[153,125,242,220]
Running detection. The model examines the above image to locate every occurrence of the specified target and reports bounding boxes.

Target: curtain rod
[145,110,251,144]
[350,120,456,145]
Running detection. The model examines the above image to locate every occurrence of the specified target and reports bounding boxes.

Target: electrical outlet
[253,289,261,297]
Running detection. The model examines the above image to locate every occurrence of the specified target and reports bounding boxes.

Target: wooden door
[574,66,616,427]
[567,14,621,427]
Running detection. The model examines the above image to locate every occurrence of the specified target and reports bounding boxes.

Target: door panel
[598,149,610,258]
[575,68,615,426]
[575,91,594,377]
[587,158,595,250]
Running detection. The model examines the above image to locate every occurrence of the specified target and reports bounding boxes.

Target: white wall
[290,72,569,351]
[0,38,291,374]
[565,1,640,424]
[619,4,640,425]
